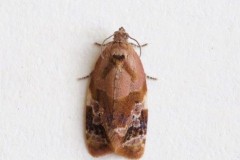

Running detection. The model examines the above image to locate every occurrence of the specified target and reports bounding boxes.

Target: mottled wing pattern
[116,99,148,159]
[85,90,112,156]
[86,91,148,159]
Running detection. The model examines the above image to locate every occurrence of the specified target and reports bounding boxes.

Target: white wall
[1,0,240,159]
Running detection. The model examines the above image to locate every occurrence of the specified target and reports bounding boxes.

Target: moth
[81,27,155,159]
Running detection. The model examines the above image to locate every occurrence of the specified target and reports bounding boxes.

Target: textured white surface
[1,0,240,160]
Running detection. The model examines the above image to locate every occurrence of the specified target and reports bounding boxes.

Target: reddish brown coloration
[85,27,148,159]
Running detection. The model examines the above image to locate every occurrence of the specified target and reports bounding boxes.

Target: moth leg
[146,75,157,80]
[78,71,93,80]
[94,42,106,47]
[94,42,111,47]
[130,43,148,48]
[86,106,112,156]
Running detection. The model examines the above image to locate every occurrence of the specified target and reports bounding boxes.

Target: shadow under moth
[80,27,156,159]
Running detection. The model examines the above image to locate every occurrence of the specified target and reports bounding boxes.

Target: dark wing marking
[86,106,112,156]
[116,109,148,159]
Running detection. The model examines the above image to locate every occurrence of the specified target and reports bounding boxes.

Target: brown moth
[85,27,148,159]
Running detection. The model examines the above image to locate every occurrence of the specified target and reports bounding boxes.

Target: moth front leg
[129,43,148,48]
[94,42,111,47]
[94,42,106,47]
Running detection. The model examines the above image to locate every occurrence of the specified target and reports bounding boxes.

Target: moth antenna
[128,35,142,57]
[101,34,114,58]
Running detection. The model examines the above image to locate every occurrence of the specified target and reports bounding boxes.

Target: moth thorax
[112,54,125,68]
[113,27,129,43]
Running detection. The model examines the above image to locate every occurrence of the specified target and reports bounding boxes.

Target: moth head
[112,27,142,56]
[113,27,129,43]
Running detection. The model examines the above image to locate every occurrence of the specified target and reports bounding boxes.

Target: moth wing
[116,103,148,159]
[85,89,112,157]
[113,47,148,159]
